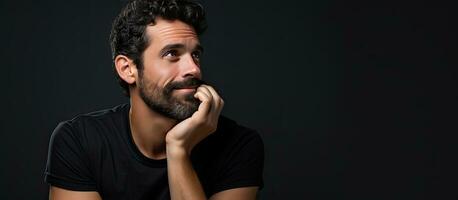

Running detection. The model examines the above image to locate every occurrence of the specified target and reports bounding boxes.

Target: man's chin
[171,102,199,121]
[172,91,196,102]
[180,99,200,110]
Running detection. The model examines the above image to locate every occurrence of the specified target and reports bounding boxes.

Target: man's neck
[129,94,177,160]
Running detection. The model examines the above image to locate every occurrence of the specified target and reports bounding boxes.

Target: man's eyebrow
[159,43,204,55]
[195,44,204,53]
[159,43,185,55]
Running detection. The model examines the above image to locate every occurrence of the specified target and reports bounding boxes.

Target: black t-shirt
[44,103,264,199]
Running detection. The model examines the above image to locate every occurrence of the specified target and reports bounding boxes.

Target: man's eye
[164,50,178,58]
[192,51,202,59]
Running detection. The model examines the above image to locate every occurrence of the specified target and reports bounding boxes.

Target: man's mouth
[167,78,204,95]
[175,85,199,90]
[180,86,198,89]
[174,85,198,93]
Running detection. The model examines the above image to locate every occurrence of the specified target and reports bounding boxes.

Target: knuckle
[209,125,217,133]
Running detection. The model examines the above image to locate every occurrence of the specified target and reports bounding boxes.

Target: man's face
[137,18,204,121]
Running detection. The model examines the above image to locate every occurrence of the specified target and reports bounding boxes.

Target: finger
[193,92,211,119]
[198,85,221,134]
[196,86,212,109]
[193,90,211,119]
[197,85,212,99]
[201,85,220,106]
[201,85,223,118]
[195,86,211,102]
[198,85,220,123]
[197,85,214,112]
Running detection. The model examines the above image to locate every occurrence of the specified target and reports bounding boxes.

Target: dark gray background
[1,0,457,199]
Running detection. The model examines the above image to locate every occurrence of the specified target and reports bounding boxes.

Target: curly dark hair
[109,0,207,97]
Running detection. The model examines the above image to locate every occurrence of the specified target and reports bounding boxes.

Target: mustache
[164,78,206,94]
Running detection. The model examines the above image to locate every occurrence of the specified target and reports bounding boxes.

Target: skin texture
[50,18,258,200]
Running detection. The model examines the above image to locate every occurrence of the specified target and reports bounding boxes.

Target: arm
[166,146,207,200]
[165,85,259,200]
[45,122,100,200]
[209,187,259,200]
[49,186,102,200]
[166,148,259,200]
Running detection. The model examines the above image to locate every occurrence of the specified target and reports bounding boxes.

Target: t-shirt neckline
[122,103,167,168]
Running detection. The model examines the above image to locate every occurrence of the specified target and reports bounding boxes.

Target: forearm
[166,145,207,200]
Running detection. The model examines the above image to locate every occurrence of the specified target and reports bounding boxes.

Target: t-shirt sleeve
[44,121,97,191]
[212,130,265,193]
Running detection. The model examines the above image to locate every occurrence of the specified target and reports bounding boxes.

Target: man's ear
[114,55,137,85]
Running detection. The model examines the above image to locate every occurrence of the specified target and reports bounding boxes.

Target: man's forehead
[147,19,198,42]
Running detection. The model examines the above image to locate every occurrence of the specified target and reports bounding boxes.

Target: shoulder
[61,103,129,129]
[214,115,263,147]
[195,115,264,158]
[44,104,130,192]
[50,103,129,147]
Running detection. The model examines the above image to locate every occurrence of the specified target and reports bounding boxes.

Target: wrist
[166,143,190,158]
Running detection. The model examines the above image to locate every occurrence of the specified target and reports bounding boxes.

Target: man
[44,0,264,199]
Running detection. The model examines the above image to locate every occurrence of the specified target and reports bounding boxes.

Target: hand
[165,84,224,156]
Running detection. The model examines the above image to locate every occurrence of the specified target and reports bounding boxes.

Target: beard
[138,74,204,121]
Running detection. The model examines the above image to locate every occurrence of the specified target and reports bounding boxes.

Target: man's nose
[180,54,201,79]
